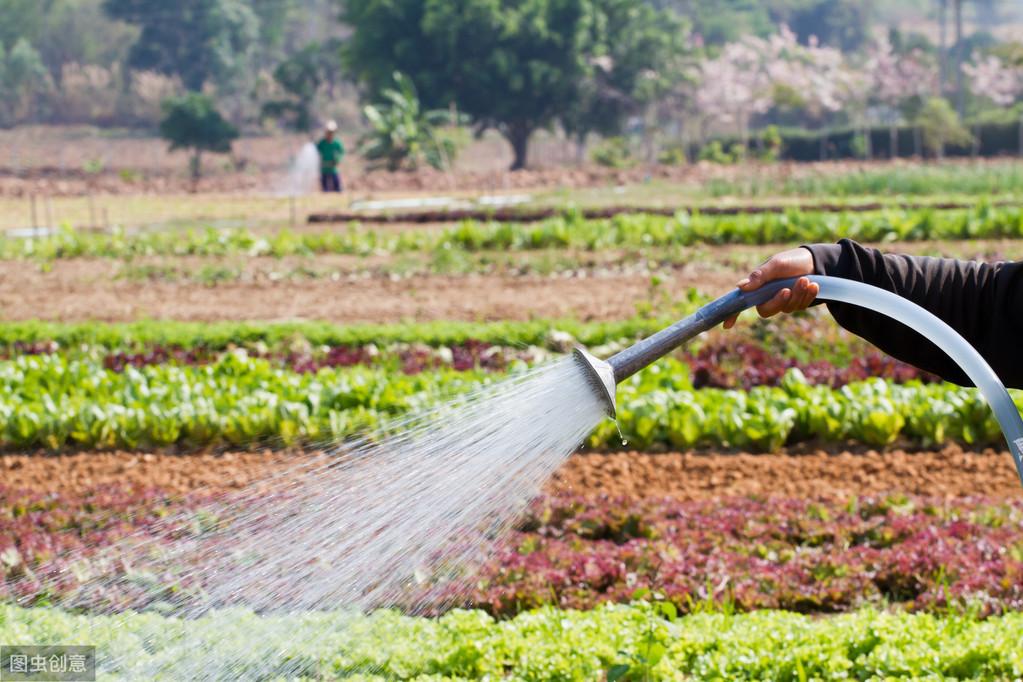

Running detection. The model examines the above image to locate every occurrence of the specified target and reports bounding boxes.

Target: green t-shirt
[316,137,344,171]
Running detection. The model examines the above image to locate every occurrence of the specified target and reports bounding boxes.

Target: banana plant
[359,72,467,171]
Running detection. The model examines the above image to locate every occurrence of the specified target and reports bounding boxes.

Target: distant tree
[650,0,772,45]
[0,0,54,49]
[261,43,326,132]
[559,0,688,156]
[344,0,617,170]
[158,93,238,187]
[964,55,1020,108]
[964,54,1023,155]
[360,72,465,172]
[694,26,850,149]
[103,0,259,91]
[248,0,297,66]
[868,36,939,155]
[916,96,972,157]
[776,0,875,51]
[0,39,51,126]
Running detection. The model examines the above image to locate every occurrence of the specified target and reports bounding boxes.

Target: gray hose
[606,275,1023,486]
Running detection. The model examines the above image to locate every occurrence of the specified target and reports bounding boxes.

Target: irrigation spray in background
[12,276,1023,679]
[279,142,319,196]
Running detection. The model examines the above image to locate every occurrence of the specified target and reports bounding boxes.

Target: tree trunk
[890,124,898,159]
[190,150,202,193]
[954,0,965,119]
[575,132,588,165]
[914,127,922,158]
[938,0,948,92]
[506,124,532,171]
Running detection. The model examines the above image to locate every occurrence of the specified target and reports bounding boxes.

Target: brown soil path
[4,446,1018,501]
[0,263,734,323]
[552,445,1022,501]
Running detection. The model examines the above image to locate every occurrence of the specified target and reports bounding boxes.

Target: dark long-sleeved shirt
[803,239,1023,389]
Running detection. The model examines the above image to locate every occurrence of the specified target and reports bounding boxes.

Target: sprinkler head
[572,347,617,418]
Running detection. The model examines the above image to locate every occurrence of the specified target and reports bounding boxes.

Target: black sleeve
[803,239,1023,389]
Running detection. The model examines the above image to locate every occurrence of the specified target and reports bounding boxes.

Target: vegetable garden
[2,176,1023,680]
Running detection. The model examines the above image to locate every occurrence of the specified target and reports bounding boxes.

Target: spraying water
[278,142,320,196]
[13,357,607,679]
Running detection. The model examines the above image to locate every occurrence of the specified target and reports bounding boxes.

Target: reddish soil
[0,450,316,498]
[552,445,1023,501]
[4,445,1019,501]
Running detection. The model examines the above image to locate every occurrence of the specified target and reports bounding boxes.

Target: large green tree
[561,0,688,148]
[344,0,601,170]
[103,0,259,91]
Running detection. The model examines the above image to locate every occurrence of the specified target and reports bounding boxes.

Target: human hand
[722,247,818,329]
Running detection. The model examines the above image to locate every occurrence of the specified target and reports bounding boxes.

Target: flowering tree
[867,37,939,156]
[964,54,1023,155]
[695,37,775,151]
[964,55,1021,107]
[695,26,866,158]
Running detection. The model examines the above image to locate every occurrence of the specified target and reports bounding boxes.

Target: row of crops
[0,352,1010,451]
[7,204,1023,260]
[5,484,1021,617]
[4,603,1022,679]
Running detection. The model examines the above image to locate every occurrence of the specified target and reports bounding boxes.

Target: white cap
[325,120,338,132]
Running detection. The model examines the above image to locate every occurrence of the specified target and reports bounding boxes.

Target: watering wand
[573,274,1023,488]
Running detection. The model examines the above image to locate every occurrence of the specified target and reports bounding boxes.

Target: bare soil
[4,124,1013,198]
[552,445,1022,501]
[0,260,739,323]
[3,445,1018,501]
[2,238,1019,323]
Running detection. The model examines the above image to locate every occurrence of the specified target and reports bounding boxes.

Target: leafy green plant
[758,124,783,161]
[359,72,463,172]
[656,143,687,166]
[698,140,736,164]
[4,603,1023,679]
[0,351,1013,451]
[591,136,635,168]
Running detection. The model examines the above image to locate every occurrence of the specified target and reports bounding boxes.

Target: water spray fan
[574,275,1023,488]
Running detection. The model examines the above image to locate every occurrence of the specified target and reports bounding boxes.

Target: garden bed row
[4,205,1023,261]
[0,354,1009,451]
[306,198,1023,224]
[2,487,1021,617]
[3,603,1021,679]
[6,336,933,389]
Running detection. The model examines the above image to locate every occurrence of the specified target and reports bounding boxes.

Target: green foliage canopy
[0,38,50,126]
[344,0,683,170]
[158,93,239,181]
[103,0,259,91]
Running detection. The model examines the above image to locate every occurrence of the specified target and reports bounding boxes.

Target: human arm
[726,239,1023,388]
